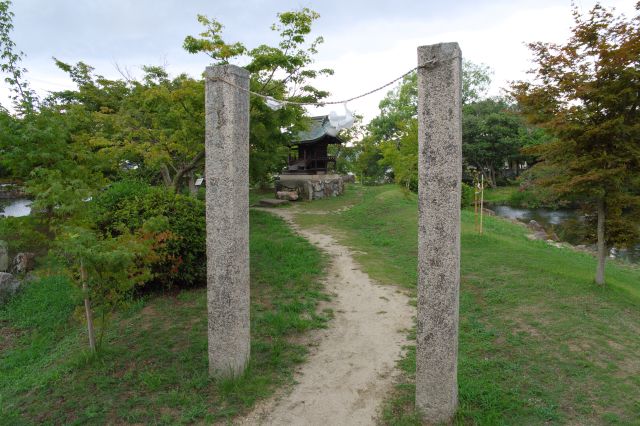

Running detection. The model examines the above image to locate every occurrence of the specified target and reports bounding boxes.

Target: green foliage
[297,184,640,424]
[183,15,246,62]
[0,210,329,424]
[0,103,108,229]
[363,61,538,192]
[0,215,48,257]
[462,61,492,105]
[379,120,418,191]
[184,8,333,185]
[353,136,387,184]
[55,225,155,349]
[463,99,546,187]
[511,3,640,279]
[92,181,206,288]
[50,61,205,193]
[0,0,36,112]
[368,72,419,143]
[461,182,475,208]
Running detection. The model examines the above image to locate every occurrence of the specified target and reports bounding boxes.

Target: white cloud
[1,0,636,121]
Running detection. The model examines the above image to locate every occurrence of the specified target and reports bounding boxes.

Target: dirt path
[239,208,413,425]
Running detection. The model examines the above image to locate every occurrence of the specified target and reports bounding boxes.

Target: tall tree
[512,3,640,285]
[462,99,543,187]
[366,61,533,190]
[0,0,36,113]
[184,9,333,186]
[368,60,492,144]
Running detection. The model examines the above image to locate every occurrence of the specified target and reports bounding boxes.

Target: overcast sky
[1,0,636,121]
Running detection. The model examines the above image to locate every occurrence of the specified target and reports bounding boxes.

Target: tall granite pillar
[416,43,462,422]
[204,64,250,378]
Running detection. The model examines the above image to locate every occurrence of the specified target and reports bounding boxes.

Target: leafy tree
[379,120,419,190]
[462,61,492,105]
[56,225,156,351]
[368,60,492,144]
[366,61,527,190]
[92,180,207,289]
[184,8,333,185]
[50,61,205,193]
[0,0,36,113]
[462,99,543,187]
[511,3,640,285]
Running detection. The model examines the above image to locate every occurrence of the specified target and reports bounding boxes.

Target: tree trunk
[168,150,205,194]
[188,171,197,197]
[160,165,172,188]
[81,260,96,352]
[595,198,606,285]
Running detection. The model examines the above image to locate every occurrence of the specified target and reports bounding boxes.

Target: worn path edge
[237,207,413,425]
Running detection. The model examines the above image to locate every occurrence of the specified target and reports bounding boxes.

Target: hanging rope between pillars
[207,59,440,107]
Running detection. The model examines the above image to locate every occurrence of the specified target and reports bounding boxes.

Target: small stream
[0,198,32,217]
[491,204,640,264]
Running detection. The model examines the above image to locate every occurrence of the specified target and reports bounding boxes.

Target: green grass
[0,210,329,425]
[482,185,518,203]
[249,187,276,206]
[297,184,640,425]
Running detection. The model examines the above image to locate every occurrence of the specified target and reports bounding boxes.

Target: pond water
[490,204,640,264]
[491,205,577,226]
[0,198,32,217]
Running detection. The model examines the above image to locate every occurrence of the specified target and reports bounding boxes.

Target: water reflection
[0,199,32,217]
[490,204,639,264]
[491,205,577,226]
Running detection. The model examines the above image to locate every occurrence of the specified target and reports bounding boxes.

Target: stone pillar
[416,43,462,422]
[204,64,250,378]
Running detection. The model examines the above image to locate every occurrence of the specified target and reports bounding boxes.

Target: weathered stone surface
[416,42,462,423]
[527,219,545,233]
[0,241,8,272]
[341,174,356,183]
[277,174,344,200]
[259,198,290,207]
[0,272,20,304]
[204,64,250,378]
[12,252,35,274]
[276,191,299,201]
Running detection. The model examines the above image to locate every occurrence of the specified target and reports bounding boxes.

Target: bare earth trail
[239,207,413,426]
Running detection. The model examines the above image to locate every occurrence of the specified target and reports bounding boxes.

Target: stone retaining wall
[276,174,344,200]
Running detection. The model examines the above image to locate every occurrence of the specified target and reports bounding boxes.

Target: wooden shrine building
[284,116,344,175]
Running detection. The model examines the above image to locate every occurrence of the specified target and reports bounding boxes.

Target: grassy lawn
[482,185,518,204]
[297,184,640,425]
[0,210,329,425]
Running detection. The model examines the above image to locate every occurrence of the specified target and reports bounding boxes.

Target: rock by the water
[527,220,545,233]
[11,252,35,274]
[0,272,20,304]
[276,191,299,201]
[0,240,8,272]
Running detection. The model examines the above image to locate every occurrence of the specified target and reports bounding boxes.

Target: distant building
[283,116,344,175]
[277,116,345,200]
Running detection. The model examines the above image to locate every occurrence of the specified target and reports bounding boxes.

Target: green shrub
[92,180,206,289]
[0,216,49,258]
[461,182,475,208]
